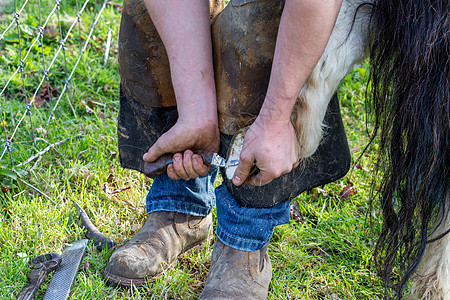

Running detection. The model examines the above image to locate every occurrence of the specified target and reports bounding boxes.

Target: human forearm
[144,0,217,123]
[142,0,219,175]
[260,0,343,123]
[232,0,343,186]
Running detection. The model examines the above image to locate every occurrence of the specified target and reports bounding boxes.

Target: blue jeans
[146,167,290,251]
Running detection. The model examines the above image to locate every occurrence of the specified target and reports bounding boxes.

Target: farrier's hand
[232,114,300,186]
[143,116,219,180]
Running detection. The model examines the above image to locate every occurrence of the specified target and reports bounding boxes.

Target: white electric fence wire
[30,0,89,107]
[14,0,37,150]
[0,1,59,99]
[0,0,29,41]
[0,0,62,155]
[44,0,107,130]
[0,0,108,163]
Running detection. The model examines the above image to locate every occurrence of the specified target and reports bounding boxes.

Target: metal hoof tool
[17,253,62,300]
[43,239,88,300]
[74,200,116,251]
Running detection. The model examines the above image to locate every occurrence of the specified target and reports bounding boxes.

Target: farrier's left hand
[232,114,300,186]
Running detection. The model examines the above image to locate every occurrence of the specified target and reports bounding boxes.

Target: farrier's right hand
[143,116,219,180]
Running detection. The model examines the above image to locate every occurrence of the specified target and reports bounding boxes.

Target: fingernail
[142,153,148,160]
[174,155,180,162]
[233,176,242,183]
[193,156,199,166]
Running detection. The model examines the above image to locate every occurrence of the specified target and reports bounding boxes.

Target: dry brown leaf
[289,201,303,223]
[80,100,94,113]
[339,184,357,200]
[42,26,58,39]
[106,174,114,184]
[356,163,369,172]
[28,85,57,108]
[103,183,130,195]
[28,95,46,107]
[106,164,117,187]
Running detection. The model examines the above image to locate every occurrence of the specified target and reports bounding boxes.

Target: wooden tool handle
[143,153,214,178]
[143,153,174,178]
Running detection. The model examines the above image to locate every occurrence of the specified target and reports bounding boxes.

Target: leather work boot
[199,239,272,300]
[104,211,211,287]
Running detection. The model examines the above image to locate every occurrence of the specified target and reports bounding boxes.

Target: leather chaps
[117,0,351,208]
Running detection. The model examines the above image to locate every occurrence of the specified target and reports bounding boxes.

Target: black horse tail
[367,0,449,297]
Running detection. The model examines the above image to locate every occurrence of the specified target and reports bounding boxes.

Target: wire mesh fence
[0,0,112,171]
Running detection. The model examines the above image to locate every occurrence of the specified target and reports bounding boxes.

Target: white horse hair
[292,0,370,158]
[409,193,450,299]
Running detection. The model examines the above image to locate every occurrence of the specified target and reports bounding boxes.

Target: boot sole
[104,238,209,287]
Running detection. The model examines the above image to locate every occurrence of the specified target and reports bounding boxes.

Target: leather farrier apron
[117,0,351,208]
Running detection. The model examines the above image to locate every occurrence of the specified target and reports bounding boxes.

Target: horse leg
[291,0,371,158]
[409,193,450,300]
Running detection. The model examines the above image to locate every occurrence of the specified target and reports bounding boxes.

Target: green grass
[1,1,384,299]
